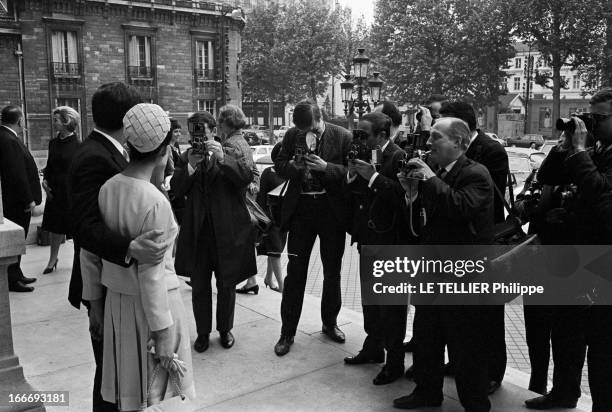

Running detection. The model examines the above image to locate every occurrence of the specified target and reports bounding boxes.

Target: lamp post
[340,48,385,125]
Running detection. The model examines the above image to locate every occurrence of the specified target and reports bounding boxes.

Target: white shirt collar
[381,140,390,152]
[1,125,18,137]
[444,159,458,173]
[316,121,326,136]
[94,128,125,155]
[466,131,478,150]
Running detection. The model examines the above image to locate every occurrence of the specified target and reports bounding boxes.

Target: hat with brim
[123,103,171,153]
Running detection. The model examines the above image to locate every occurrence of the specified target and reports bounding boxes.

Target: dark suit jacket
[564,146,612,244]
[0,126,41,224]
[348,141,415,247]
[67,130,131,308]
[275,122,352,230]
[174,136,257,286]
[465,130,509,223]
[420,155,494,244]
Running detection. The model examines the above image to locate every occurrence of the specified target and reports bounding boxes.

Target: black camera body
[347,129,371,162]
[556,113,596,134]
[188,120,210,155]
[398,149,430,172]
[294,145,311,165]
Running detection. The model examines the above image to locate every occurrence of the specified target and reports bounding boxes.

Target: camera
[347,129,371,162]
[522,180,542,203]
[398,149,430,172]
[188,120,209,155]
[556,113,596,134]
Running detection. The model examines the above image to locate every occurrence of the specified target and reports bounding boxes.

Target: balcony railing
[52,62,81,77]
[128,65,155,79]
[194,68,215,80]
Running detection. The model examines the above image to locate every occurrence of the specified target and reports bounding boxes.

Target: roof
[513,42,531,53]
[499,94,524,109]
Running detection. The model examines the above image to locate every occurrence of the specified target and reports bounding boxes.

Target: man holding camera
[543,87,612,412]
[394,117,494,411]
[273,100,352,356]
[343,112,414,385]
[173,109,257,353]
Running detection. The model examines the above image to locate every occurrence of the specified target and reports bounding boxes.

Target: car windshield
[256,155,273,164]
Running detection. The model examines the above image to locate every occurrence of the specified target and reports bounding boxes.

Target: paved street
[7,241,593,411]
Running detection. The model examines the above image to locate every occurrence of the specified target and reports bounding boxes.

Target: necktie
[437,168,447,180]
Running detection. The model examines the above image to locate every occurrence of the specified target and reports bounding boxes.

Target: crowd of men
[270,94,612,412]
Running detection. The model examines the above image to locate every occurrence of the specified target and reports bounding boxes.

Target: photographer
[273,100,352,356]
[174,108,257,353]
[343,112,415,385]
[393,117,494,411]
[512,166,587,410]
[546,87,612,411]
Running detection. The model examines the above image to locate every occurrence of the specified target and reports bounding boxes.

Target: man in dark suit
[68,82,171,411]
[394,117,494,411]
[273,100,352,356]
[0,105,41,292]
[439,101,509,394]
[343,112,415,385]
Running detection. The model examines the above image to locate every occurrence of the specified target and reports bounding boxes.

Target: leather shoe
[194,334,210,353]
[404,364,414,380]
[403,338,415,352]
[373,365,404,385]
[322,324,345,343]
[393,391,442,409]
[9,281,34,292]
[274,335,294,356]
[488,380,501,395]
[220,331,235,349]
[525,393,577,410]
[344,350,384,365]
[19,276,37,284]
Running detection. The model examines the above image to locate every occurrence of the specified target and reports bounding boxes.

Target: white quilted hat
[123,103,171,153]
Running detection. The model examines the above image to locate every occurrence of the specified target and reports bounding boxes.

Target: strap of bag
[140,363,186,410]
[493,172,515,217]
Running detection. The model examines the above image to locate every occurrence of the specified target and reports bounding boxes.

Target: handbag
[141,364,194,412]
[246,195,272,240]
[266,180,289,227]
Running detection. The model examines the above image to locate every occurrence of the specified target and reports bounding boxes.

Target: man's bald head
[431,117,471,151]
[427,117,470,168]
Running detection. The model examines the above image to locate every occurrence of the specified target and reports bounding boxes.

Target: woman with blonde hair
[41,106,81,274]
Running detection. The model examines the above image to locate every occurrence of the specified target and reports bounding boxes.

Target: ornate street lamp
[341,48,385,120]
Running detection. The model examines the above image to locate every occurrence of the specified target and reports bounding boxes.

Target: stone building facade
[0,0,244,153]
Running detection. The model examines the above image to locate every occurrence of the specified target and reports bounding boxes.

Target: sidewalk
[6,242,592,411]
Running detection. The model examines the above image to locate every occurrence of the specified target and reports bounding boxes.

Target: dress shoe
[344,350,384,365]
[194,334,210,353]
[373,365,404,385]
[488,380,501,395]
[443,361,455,376]
[9,281,34,292]
[524,393,578,410]
[220,331,235,349]
[393,391,442,409]
[322,324,345,343]
[236,284,259,295]
[19,276,37,284]
[404,364,414,380]
[274,335,294,356]
[403,338,415,353]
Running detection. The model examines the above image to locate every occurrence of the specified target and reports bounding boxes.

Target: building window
[513,77,521,91]
[198,99,216,115]
[515,58,521,69]
[51,31,79,76]
[195,40,214,80]
[536,57,543,68]
[572,75,580,90]
[128,35,153,78]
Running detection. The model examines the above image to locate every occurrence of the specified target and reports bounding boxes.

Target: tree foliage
[241,2,347,104]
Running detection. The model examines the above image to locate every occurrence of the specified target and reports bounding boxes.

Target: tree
[273,2,347,102]
[512,0,605,133]
[370,0,513,110]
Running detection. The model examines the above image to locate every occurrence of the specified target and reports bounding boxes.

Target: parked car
[274,125,291,139]
[485,132,507,147]
[506,134,545,148]
[255,154,274,175]
[251,145,275,163]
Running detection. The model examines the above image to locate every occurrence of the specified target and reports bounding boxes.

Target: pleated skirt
[101,288,196,411]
